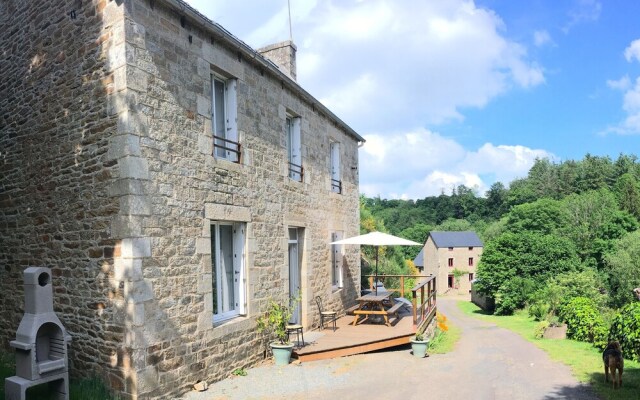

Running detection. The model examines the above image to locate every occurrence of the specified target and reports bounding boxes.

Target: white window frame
[286,115,302,181]
[331,231,343,289]
[211,221,246,323]
[212,75,239,162]
[330,141,341,193]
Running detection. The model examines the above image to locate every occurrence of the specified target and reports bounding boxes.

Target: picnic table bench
[351,293,402,327]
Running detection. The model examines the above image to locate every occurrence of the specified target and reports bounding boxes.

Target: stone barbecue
[4,267,72,400]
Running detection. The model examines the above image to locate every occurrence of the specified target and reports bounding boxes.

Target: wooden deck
[293,309,416,362]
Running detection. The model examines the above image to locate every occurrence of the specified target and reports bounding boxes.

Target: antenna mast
[288,0,293,41]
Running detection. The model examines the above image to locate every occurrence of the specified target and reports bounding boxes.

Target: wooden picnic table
[351,293,403,327]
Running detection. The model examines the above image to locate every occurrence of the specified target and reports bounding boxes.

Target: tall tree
[604,231,640,308]
[615,173,640,220]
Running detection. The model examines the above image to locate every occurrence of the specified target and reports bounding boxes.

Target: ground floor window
[211,222,246,322]
[448,274,454,288]
[289,227,304,324]
[331,231,343,289]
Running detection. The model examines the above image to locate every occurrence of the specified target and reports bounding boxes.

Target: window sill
[212,156,245,173]
[211,315,252,339]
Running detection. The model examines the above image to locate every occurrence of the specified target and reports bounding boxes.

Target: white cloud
[359,129,553,199]
[607,75,631,91]
[533,30,552,47]
[193,0,545,130]
[604,39,640,135]
[186,0,550,198]
[563,0,601,33]
[624,39,640,63]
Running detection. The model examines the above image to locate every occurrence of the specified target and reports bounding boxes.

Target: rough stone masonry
[0,0,363,398]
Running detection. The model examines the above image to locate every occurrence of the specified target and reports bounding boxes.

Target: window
[212,75,239,162]
[448,258,453,267]
[469,273,474,281]
[286,116,302,181]
[330,142,341,193]
[288,227,304,324]
[468,247,474,251]
[448,275,454,288]
[468,257,474,266]
[448,247,453,251]
[331,232,343,289]
[211,222,245,322]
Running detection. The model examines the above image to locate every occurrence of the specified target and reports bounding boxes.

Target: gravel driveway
[184,296,600,400]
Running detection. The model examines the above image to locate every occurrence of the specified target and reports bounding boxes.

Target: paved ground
[184,296,600,400]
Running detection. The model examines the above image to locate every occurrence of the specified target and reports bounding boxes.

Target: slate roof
[429,231,483,248]
[413,248,424,267]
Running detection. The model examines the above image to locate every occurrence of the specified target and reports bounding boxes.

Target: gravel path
[184,297,600,400]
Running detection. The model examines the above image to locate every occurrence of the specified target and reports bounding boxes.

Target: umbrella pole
[375,246,379,295]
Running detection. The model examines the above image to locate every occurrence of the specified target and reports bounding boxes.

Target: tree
[604,230,640,308]
[506,178,537,208]
[614,173,640,220]
[528,158,561,199]
[505,198,567,235]
[560,189,638,267]
[485,182,508,219]
[475,231,580,312]
[399,223,432,260]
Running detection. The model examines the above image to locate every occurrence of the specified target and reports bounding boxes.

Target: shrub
[558,297,607,347]
[495,277,537,315]
[608,302,640,361]
[528,301,549,321]
[534,320,550,339]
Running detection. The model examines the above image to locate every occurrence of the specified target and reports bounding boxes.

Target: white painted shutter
[331,142,340,182]
[226,79,238,161]
[233,223,246,314]
[291,117,301,163]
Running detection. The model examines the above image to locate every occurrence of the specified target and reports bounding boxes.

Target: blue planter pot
[270,342,295,366]
[411,339,429,358]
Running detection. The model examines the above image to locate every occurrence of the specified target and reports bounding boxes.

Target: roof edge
[155,0,365,144]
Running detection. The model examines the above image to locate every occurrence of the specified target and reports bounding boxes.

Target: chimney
[258,40,297,81]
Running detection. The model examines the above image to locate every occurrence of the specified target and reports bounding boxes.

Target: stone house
[0,0,363,399]
[421,231,483,294]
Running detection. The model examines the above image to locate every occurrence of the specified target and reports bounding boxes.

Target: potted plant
[411,331,429,358]
[256,297,298,366]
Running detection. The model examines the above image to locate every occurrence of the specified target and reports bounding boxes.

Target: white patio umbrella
[330,231,422,295]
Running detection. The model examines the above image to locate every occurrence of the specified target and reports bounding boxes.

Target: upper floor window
[448,247,453,251]
[286,116,303,181]
[468,246,474,251]
[330,142,341,193]
[468,257,474,266]
[448,257,453,267]
[212,75,240,163]
[211,222,246,323]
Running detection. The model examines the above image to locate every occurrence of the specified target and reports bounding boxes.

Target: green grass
[1,352,119,400]
[459,301,640,400]
[428,321,462,354]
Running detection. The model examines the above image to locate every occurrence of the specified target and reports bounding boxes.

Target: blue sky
[185,0,640,199]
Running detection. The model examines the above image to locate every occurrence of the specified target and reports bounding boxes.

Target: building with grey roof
[421,231,483,294]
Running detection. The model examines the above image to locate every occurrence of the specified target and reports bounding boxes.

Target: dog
[603,341,624,389]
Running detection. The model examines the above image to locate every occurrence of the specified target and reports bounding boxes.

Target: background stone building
[421,231,483,294]
[0,0,363,398]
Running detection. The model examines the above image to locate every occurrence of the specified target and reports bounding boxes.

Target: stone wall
[0,0,130,392]
[1,0,361,398]
[116,0,362,398]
